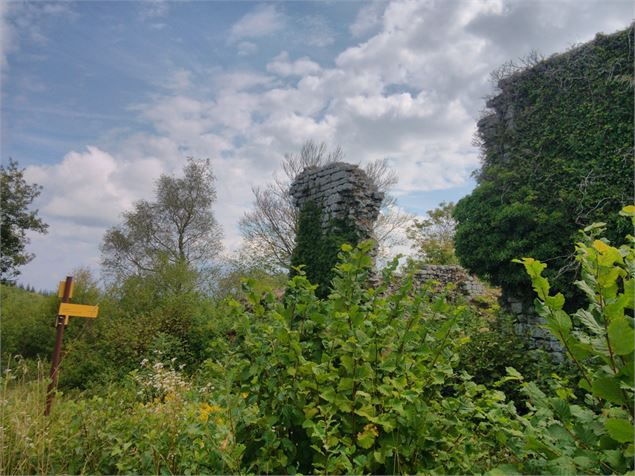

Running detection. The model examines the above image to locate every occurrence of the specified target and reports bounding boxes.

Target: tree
[101,158,223,280]
[0,158,48,283]
[454,27,634,304]
[406,201,458,265]
[239,141,411,271]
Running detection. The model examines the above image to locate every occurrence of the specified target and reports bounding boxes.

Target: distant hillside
[1,284,57,361]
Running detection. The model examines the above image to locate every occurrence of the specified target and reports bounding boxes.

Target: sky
[1,0,632,290]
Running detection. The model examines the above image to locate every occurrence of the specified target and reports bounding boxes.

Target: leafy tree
[0,158,48,283]
[454,27,634,304]
[239,140,411,271]
[407,201,458,265]
[101,158,223,281]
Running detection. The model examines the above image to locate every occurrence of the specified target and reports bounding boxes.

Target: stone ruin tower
[289,162,384,245]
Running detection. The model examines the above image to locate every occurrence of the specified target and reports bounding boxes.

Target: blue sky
[1,0,632,290]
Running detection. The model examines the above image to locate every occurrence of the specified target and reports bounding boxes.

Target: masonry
[412,265,487,300]
[289,162,384,241]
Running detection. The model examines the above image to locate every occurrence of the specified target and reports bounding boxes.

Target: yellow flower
[165,392,177,402]
[199,403,222,423]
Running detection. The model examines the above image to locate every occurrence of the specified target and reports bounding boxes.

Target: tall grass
[1,355,231,475]
[1,356,56,475]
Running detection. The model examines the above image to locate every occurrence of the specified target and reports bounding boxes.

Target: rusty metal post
[45,276,73,416]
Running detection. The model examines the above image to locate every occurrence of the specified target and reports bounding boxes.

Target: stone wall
[501,295,564,358]
[412,264,487,300]
[289,162,384,239]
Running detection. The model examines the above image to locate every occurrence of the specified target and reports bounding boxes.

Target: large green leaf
[592,377,625,405]
[607,316,634,356]
[575,309,604,335]
[605,418,634,444]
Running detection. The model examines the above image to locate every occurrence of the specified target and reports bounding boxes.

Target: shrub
[499,206,634,474]
[208,241,516,474]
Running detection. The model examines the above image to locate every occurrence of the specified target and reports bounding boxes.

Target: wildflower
[199,403,222,423]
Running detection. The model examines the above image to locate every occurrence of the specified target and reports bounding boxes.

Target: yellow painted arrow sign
[58,303,99,319]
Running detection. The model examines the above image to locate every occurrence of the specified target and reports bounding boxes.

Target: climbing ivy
[290,201,360,298]
[455,26,634,306]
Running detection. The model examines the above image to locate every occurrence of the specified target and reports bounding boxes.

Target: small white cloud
[267,51,321,77]
[139,0,169,20]
[1,1,17,71]
[164,69,192,91]
[299,14,335,47]
[237,41,258,56]
[213,70,273,92]
[1,1,76,75]
[229,4,285,43]
[350,1,384,37]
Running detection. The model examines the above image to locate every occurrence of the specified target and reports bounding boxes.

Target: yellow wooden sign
[58,303,99,319]
[57,280,75,299]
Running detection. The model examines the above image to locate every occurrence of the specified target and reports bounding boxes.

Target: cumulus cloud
[25,146,160,228]
[229,4,285,43]
[267,52,321,77]
[13,0,634,289]
[349,1,384,37]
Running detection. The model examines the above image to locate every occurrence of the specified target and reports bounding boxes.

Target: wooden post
[45,276,73,416]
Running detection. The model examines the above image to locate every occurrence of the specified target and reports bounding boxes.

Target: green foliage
[1,358,239,475]
[2,257,221,391]
[407,201,458,265]
[0,159,48,283]
[290,201,359,298]
[455,302,558,411]
[101,158,222,281]
[0,285,56,361]
[455,27,634,304]
[211,241,515,474]
[4,205,633,474]
[501,207,634,474]
[75,259,210,383]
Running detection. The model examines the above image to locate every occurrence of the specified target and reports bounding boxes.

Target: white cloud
[350,1,385,37]
[0,1,14,71]
[164,68,192,91]
[25,146,155,228]
[229,4,285,43]
[267,52,321,77]
[139,0,169,20]
[237,41,258,56]
[0,1,76,77]
[14,0,634,289]
[298,14,336,47]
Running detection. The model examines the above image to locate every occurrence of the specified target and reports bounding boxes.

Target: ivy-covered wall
[289,162,383,298]
[290,201,359,298]
[455,25,634,308]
